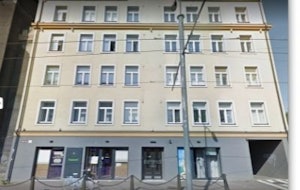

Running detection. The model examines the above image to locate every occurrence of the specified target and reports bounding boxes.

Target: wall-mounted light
[105,140,110,143]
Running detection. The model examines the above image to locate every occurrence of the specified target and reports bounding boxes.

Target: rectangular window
[218,102,235,125]
[165,35,177,52]
[126,34,139,52]
[193,102,209,125]
[190,66,205,86]
[54,6,67,21]
[167,102,181,124]
[127,6,139,22]
[103,34,116,52]
[44,65,59,85]
[75,66,90,85]
[166,66,180,86]
[105,6,117,22]
[97,101,113,124]
[211,35,224,52]
[245,66,260,86]
[240,35,253,52]
[37,101,55,124]
[79,34,93,52]
[71,101,87,124]
[235,7,248,23]
[215,66,229,86]
[82,6,96,22]
[125,66,139,86]
[208,7,221,23]
[123,101,139,124]
[188,35,201,53]
[100,66,114,85]
[164,7,176,22]
[49,34,64,51]
[186,7,198,22]
[250,102,268,125]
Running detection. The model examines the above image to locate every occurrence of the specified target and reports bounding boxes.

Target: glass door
[142,148,163,179]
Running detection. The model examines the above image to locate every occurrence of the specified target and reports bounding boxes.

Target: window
[103,34,116,52]
[164,7,176,22]
[208,7,221,23]
[105,6,117,22]
[188,35,201,52]
[190,66,205,86]
[125,66,139,86]
[186,7,198,22]
[127,6,139,22]
[215,66,229,86]
[165,35,177,52]
[71,101,87,124]
[211,35,224,52]
[126,34,139,52]
[79,34,93,52]
[97,101,113,124]
[218,102,235,125]
[49,34,64,51]
[54,6,67,21]
[235,7,248,23]
[240,35,253,52]
[166,66,180,86]
[44,66,59,85]
[245,67,260,86]
[75,66,90,85]
[123,101,139,124]
[193,102,209,125]
[250,102,268,125]
[167,102,181,124]
[37,101,55,124]
[100,66,115,85]
[82,6,96,22]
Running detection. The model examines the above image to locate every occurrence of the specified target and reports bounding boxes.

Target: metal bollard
[177,175,182,190]
[130,175,135,190]
[81,174,87,190]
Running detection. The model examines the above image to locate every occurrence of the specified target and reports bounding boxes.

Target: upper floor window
[186,7,198,22]
[250,102,268,125]
[193,102,209,125]
[215,66,229,86]
[79,34,93,52]
[71,101,87,124]
[166,66,180,86]
[127,6,139,22]
[100,66,115,85]
[218,102,235,125]
[190,66,205,86]
[165,35,177,52]
[125,66,139,86]
[105,6,117,22]
[167,102,182,124]
[245,66,260,86]
[54,6,67,21]
[235,7,248,23]
[208,7,221,23]
[123,101,139,124]
[164,7,176,22]
[44,65,59,86]
[82,6,96,22]
[97,101,113,124]
[240,35,253,52]
[211,35,224,52]
[103,34,116,52]
[49,34,64,51]
[126,34,139,52]
[37,101,55,124]
[188,35,201,53]
[75,66,90,85]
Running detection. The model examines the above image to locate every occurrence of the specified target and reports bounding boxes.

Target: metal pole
[177,0,193,189]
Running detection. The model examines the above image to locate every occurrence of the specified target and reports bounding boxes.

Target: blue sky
[262,0,288,112]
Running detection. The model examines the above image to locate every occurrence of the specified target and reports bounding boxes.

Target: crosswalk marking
[257,178,288,190]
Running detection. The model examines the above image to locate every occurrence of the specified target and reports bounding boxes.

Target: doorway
[142,148,163,179]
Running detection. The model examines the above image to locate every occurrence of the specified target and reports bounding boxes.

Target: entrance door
[142,148,163,179]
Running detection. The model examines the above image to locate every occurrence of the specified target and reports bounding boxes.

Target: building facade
[9,0,288,182]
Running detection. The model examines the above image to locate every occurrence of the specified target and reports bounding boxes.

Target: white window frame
[123,101,139,124]
[78,34,94,52]
[240,35,253,53]
[235,7,248,23]
[218,101,236,125]
[102,34,117,52]
[166,101,182,124]
[49,33,64,51]
[75,65,91,86]
[166,66,180,86]
[125,34,139,52]
[82,6,96,22]
[164,7,176,22]
[211,35,224,52]
[127,6,139,22]
[250,102,269,125]
[70,100,88,124]
[97,100,114,124]
[164,34,177,52]
[245,66,261,86]
[105,6,117,22]
[100,65,115,86]
[208,7,221,23]
[192,101,210,125]
[190,66,205,86]
[187,34,201,53]
[124,65,139,86]
[186,6,198,22]
[215,66,229,86]
[53,6,67,22]
[37,100,56,124]
[43,65,60,86]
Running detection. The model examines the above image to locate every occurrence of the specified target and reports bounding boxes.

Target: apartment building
[8,0,288,182]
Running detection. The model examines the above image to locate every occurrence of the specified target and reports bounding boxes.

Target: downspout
[258,0,289,137]
[7,0,46,181]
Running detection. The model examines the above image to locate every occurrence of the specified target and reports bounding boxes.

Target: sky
[262,0,288,112]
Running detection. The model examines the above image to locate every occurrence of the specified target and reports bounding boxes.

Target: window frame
[187,34,201,53]
[127,6,139,22]
[215,66,230,87]
[70,100,88,124]
[53,6,67,22]
[186,6,198,22]
[249,101,269,125]
[125,34,139,52]
[166,101,182,124]
[218,101,236,126]
[163,6,176,22]
[43,65,60,86]
[192,101,210,126]
[49,33,65,52]
[74,65,91,86]
[208,7,221,23]
[97,100,114,124]
[240,35,254,53]
[211,34,224,53]
[190,66,206,87]
[123,101,139,125]
[235,7,248,23]
[78,33,94,52]
[82,6,96,22]
[105,6,118,22]
[37,100,56,124]
[165,66,181,87]
[124,65,139,86]
[102,34,117,52]
[100,65,115,86]
[244,66,261,86]
[164,34,178,52]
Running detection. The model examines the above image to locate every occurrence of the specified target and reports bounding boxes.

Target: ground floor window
[142,147,163,179]
[84,147,128,179]
[34,147,64,179]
